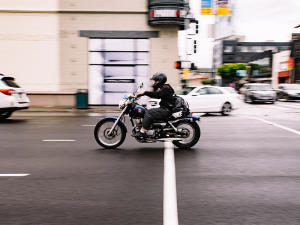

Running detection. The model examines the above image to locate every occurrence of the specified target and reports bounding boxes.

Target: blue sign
[236,70,247,77]
[201,0,212,8]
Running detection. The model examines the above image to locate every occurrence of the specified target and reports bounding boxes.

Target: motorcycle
[94,83,201,149]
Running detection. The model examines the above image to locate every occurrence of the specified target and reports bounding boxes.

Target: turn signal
[0,89,15,95]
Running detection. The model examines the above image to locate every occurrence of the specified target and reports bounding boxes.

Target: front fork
[107,106,128,136]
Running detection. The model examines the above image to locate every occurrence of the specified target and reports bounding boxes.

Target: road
[1,100,300,225]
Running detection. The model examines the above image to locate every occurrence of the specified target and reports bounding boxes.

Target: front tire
[0,112,12,120]
[173,122,200,149]
[94,118,126,149]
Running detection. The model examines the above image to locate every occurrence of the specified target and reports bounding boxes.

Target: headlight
[119,100,126,109]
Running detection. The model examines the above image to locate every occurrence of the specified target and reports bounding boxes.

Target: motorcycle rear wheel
[173,121,200,149]
[94,118,126,149]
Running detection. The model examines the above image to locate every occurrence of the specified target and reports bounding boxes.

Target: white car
[147,86,242,115]
[0,74,30,119]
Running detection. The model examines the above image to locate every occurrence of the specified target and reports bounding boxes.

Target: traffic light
[175,61,196,70]
[191,63,196,70]
[175,61,182,69]
[195,20,198,34]
[194,40,197,54]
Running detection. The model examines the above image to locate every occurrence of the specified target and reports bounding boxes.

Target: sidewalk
[20,106,122,113]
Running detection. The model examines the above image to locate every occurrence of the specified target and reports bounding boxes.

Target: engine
[134,118,155,138]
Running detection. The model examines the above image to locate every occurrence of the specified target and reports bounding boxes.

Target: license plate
[19,93,22,98]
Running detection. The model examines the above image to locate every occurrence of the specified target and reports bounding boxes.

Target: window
[197,88,208,95]
[2,78,20,88]
[224,46,233,53]
[240,46,249,52]
[263,46,278,52]
[236,55,248,61]
[223,55,234,61]
[176,87,196,95]
[251,46,263,52]
[206,87,223,94]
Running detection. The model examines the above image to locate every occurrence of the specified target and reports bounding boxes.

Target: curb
[20,108,122,113]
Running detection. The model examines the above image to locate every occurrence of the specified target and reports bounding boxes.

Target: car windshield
[176,87,196,95]
[251,85,272,91]
[282,85,300,90]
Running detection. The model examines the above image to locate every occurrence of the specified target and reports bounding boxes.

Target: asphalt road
[1,100,300,225]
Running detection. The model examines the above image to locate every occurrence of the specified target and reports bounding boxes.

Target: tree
[218,63,247,80]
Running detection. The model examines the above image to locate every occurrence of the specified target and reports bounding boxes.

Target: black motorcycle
[94,83,201,149]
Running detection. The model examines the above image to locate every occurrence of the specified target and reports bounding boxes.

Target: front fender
[106,117,127,133]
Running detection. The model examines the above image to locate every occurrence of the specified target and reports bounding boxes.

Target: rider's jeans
[143,107,171,129]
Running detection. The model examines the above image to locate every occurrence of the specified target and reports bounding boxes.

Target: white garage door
[88,39,150,105]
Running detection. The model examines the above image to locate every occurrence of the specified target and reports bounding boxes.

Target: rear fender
[106,117,127,133]
[172,115,200,126]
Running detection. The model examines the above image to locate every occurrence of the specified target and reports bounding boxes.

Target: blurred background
[0,0,299,107]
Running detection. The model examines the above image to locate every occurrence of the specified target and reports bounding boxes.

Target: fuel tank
[129,104,146,118]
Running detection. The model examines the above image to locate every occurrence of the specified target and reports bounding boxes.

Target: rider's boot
[132,131,147,138]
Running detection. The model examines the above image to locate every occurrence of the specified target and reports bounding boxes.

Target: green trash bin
[76,89,88,109]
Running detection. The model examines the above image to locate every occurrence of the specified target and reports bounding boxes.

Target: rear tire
[94,118,126,149]
[0,112,12,120]
[173,122,200,149]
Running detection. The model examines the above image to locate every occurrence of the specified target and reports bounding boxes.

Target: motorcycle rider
[132,72,175,138]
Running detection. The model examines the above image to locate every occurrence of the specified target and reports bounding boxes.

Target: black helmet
[151,72,167,89]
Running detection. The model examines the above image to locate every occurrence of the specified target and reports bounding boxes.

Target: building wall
[0,0,180,106]
[272,50,291,89]
[0,11,60,92]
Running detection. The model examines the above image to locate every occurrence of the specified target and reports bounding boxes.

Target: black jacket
[144,84,175,109]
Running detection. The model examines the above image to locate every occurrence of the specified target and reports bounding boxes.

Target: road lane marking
[81,125,96,126]
[281,104,300,109]
[0,174,30,176]
[239,116,300,136]
[263,105,290,110]
[164,141,179,225]
[42,140,76,142]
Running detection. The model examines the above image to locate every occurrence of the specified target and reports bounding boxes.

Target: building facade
[0,0,188,106]
[213,40,292,69]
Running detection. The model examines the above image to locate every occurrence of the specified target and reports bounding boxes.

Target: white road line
[164,141,179,225]
[81,125,96,126]
[0,174,30,176]
[281,104,300,109]
[239,116,300,136]
[263,105,290,110]
[42,140,76,142]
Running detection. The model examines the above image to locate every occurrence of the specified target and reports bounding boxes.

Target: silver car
[276,84,300,101]
[244,83,276,103]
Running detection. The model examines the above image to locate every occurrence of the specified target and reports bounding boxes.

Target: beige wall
[59,13,180,91]
[0,0,58,11]
[58,0,147,12]
[0,13,60,91]
[0,0,181,105]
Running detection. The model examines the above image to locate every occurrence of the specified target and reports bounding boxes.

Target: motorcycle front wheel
[94,118,126,149]
[173,121,201,149]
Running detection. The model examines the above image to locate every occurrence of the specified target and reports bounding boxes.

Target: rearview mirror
[192,93,199,96]
[140,83,143,88]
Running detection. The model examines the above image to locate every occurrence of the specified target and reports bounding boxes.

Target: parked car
[147,86,242,116]
[276,84,300,101]
[239,83,249,94]
[244,83,276,103]
[0,74,30,119]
